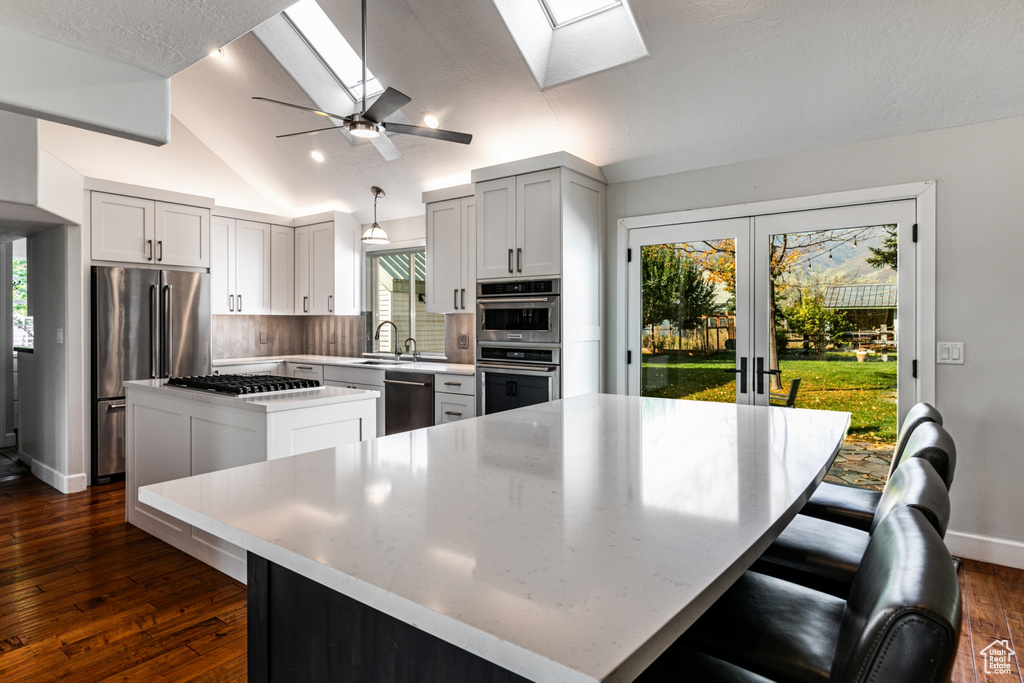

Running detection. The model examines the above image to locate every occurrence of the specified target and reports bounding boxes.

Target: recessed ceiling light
[209,48,224,58]
[310,150,325,163]
[423,114,439,129]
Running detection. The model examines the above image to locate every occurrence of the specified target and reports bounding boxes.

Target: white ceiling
[12,0,1024,223]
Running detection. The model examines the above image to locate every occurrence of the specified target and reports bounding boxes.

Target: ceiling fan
[253,0,472,160]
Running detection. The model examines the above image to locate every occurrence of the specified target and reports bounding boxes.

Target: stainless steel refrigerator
[91,266,211,483]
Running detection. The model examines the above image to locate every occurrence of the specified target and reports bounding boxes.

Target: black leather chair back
[886,402,942,478]
[870,458,951,538]
[901,422,957,490]
[831,507,961,683]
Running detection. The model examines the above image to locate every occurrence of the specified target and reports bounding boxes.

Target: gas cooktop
[165,374,321,395]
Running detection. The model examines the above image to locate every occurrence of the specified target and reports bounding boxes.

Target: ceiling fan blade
[384,122,473,145]
[363,87,412,123]
[253,97,352,122]
[276,124,349,139]
[371,134,403,161]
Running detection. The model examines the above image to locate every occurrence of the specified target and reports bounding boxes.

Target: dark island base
[247,553,532,683]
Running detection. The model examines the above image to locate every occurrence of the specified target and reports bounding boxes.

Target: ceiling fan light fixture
[361,186,390,244]
[350,120,380,139]
[423,114,439,129]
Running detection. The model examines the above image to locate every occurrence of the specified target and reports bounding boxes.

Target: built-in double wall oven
[476,279,561,415]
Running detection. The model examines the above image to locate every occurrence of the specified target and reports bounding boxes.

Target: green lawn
[641,351,898,443]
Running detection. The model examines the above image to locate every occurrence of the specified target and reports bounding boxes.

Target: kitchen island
[140,395,849,682]
[126,378,378,581]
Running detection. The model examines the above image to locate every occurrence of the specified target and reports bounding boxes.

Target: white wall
[604,114,1024,564]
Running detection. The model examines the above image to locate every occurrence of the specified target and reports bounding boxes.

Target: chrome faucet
[404,337,419,362]
[374,320,401,359]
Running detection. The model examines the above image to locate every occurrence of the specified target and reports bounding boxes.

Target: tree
[784,291,851,360]
[866,224,898,271]
[641,245,683,341]
[12,258,31,345]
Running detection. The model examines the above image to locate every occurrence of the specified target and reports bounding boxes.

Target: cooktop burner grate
[165,374,321,395]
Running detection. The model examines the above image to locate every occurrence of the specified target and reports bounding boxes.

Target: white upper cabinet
[91,192,209,267]
[476,169,560,280]
[294,216,361,316]
[425,195,476,313]
[270,225,295,315]
[210,216,271,315]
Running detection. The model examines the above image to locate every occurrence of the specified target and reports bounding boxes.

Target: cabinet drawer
[434,372,475,396]
[434,392,475,424]
[323,365,385,385]
[285,362,323,382]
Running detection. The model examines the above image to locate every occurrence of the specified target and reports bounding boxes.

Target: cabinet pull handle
[454,288,458,309]
[444,381,462,387]
[296,365,313,370]
[146,240,153,261]
[517,247,522,273]
[157,240,163,261]
[444,411,463,417]
[461,288,466,310]
[328,294,333,313]
[238,295,242,312]
[228,294,234,312]
[303,296,309,313]
[508,248,513,273]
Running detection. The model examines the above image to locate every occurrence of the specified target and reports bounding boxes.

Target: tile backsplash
[214,313,472,362]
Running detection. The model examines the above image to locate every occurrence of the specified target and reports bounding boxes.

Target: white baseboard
[25,455,88,494]
[945,530,1024,570]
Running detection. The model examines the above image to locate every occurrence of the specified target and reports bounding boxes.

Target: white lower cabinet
[324,365,386,437]
[433,372,476,424]
[284,362,324,383]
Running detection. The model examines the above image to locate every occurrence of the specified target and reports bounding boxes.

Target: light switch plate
[458,334,469,349]
[260,331,268,344]
[937,342,965,365]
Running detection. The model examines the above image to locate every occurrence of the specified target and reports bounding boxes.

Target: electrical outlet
[57,327,63,344]
[937,342,965,365]
[458,334,469,349]
[259,331,268,344]
[329,331,336,344]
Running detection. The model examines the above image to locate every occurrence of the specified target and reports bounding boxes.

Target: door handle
[461,288,466,310]
[228,294,234,312]
[723,356,748,394]
[328,294,333,312]
[146,240,153,261]
[517,247,522,273]
[106,403,126,411]
[454,288,459,310]
[157,240,163,261]
[383,379,430,387]
[508,248,513,273]
[150,285,158,378]
[754,357,781,395]
[303,296,309,313]
[163,285,173,377]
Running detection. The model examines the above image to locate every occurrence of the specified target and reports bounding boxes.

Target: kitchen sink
[350,359,413,366]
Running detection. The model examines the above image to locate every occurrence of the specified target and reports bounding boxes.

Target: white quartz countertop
[125,379,379,413]
[212,354,475,376]
[140,395,849,682]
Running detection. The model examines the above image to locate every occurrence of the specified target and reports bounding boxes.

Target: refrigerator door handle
[150,285,159,378]
[163,285,173,377]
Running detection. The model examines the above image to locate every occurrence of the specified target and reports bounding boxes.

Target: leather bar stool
[646,506,961,683]
[802,410,951,532]
[750,457,949,599]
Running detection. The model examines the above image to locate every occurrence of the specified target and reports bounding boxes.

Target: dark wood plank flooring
[1,450,1022,681]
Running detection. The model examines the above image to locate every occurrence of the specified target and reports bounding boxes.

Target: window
[366,249,445,355]
[12,239,30,348]
[283,0,383,104]
[539,0,621,27]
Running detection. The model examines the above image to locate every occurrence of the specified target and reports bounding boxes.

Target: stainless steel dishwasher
[383,371,434,435]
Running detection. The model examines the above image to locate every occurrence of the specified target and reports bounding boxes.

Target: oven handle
[478,297,555,305]
[477,362,558,374]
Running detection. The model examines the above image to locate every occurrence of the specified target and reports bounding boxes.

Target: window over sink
[366,249,445,356]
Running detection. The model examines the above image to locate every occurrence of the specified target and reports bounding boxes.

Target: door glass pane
[766,225,898,490]
[640,240,736,402]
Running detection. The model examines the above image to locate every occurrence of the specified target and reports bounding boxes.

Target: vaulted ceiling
[6,0,1024,223]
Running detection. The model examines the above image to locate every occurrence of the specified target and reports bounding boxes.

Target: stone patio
[824,440,893,491]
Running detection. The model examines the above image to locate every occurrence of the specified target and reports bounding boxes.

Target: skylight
[283,0,382,103]
[539,0,621,27]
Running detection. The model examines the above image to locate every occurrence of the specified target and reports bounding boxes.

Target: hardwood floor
[0,453,247,681]
[1,449,1022,682]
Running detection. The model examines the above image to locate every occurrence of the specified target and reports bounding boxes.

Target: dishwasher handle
[383,378,431,387]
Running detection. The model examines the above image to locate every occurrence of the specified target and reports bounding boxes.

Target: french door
[627,200,918,426]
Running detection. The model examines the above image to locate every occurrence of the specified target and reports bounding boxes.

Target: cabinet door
[210,216,235,315]
[91,192,155,263]
[461,197,476,310]
[435,392,475,424]
[295,226,311,315]
[332,219,362,315]
[271,225,295,314]
[425,199,463,313]
[310,223,336,315]
[155,202,210,268]
[516,169,561,277]
[234,219,271,315]
[475,177,517,280]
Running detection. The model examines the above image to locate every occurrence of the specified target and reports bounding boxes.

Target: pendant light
[361,186,390,244]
